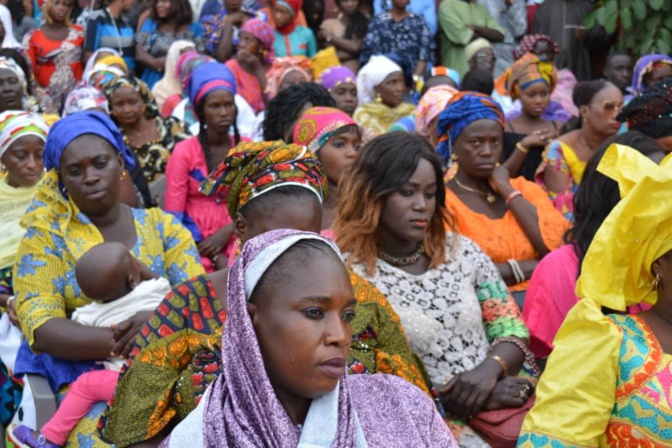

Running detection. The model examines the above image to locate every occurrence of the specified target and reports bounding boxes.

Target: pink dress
[164,136,236,272]
[523,244,649,359]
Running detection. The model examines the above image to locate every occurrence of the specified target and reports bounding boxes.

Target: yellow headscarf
[96,55,128,72]
[575,144,672,311]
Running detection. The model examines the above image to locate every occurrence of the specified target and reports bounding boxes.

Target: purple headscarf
[318,65,356,91]
[630,54,672,96]
[202,229,361,447]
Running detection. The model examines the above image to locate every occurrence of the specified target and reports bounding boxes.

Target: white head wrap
[356,55,403,107]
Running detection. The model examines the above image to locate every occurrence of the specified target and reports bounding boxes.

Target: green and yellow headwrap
[200,140,327,216]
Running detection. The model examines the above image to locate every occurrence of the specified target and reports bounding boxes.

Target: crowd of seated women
[1,0,672,446]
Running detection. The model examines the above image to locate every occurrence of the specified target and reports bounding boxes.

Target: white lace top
[348,235,528,387]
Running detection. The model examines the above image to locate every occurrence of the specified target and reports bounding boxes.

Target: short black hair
[239,185,321,220]
[262,83,335,141]
[461,68,494,95]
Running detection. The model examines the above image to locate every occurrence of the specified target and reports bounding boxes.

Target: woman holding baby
[10,111,204,447]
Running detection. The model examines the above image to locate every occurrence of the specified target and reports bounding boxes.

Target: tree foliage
[586,0,672,56]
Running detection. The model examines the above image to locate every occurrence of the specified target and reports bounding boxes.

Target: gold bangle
[516,142,529,154]
[486,354,510,378]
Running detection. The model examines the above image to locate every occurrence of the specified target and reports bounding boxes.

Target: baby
[12,242,171,448]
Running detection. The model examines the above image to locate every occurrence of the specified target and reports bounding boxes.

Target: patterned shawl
[414,85,458,139]
[200,140,327,216]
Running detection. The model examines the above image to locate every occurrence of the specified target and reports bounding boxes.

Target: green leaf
[659,29,672,54]
[585,10,596,29]
[620,7,632,30]
[632,1,647,20]
[650,0,664,10]
[625,32,636,49]
[604,0,618,34]
[646,14,662,31]
[665,15,672,29]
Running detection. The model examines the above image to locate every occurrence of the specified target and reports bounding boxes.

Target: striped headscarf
[62,86,109,117]
[435,92,504,163]
[104,76,160,119]
[507,53,557,100]
[241,19,275,64]
[188,62,237,109]
[0,111,49,159]
[293,107,356,153]
[200,140,327,216]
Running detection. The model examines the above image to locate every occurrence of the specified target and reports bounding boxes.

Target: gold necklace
[455,179,497,204]
[378,243,424,266]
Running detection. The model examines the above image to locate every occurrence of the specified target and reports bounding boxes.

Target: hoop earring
[653,272,661,291]
[375,93,382,103]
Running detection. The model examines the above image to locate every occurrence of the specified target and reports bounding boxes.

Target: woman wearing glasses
[535,80,623,220]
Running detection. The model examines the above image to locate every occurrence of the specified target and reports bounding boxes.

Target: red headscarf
[272,0,302,35]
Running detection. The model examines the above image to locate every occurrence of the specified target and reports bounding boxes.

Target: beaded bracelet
[492,336,541,377]
[505,190,522,206]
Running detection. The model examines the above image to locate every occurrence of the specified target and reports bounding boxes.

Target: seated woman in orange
[440,92,569,292]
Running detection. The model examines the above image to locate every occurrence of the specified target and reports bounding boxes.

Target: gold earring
[375,93,382,103]
[451,153,458,162]
[653,272,661,291]
[120,170,127,181]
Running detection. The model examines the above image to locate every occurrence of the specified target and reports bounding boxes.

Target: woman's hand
[488,165,514,198]
[237,50,263,74]
[481,377,534,412]
[439,362,501,420]
[198,225,234,259]
[111,310,153,359]
[520,129,557,149]
[7,297,19,327]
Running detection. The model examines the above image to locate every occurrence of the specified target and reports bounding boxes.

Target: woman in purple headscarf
[630,54,672,97]
[161,229,457,448]
[318,65,357,116]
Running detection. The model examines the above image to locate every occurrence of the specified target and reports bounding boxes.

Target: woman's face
[453,119,502,179]
[1,136,44,188]
[318,126,360,185]
[379,158,437,245]
[647,65,672,89]
[532,41,554,63]
[582,85,623,137]
[250,249,356,401]
[279,70,307,93]
[59,135,124,216]
[273,3,293,28]
[520,81,551,119]
[375,71,405,108]
[330,82,357,116]
[238,31,262,55]
[202,90,236,136]
[155,0,172,19]
[237,196,322,242]
[337,0,358,15]
[391,0,409,9]
[110,86,145,128]
[0,69,24,111]
[48,0,73,23]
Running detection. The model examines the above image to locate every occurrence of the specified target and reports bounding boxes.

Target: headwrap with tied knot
[0,111,49,159]
[506,53,557,100]
[200,140,327,216]
[435,92,504,164]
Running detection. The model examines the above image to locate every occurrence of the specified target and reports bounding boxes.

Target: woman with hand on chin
[160,229,457,448]
[440,92,568,293]
[12,111,203,447]
[335,132,536,446]
[165,63,241,272]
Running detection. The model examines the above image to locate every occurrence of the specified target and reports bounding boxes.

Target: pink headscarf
[414,85,458,139]
[241,19,275,64]
[293,107,356,153]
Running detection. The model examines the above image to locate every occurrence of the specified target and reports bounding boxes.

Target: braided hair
[196,98,241,174]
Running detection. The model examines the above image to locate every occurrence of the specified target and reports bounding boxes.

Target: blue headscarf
[435,91,504,164]
[44,111,135,171]
[188,62,237,109]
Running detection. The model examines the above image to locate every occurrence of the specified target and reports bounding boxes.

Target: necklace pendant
[487,193,497,204]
